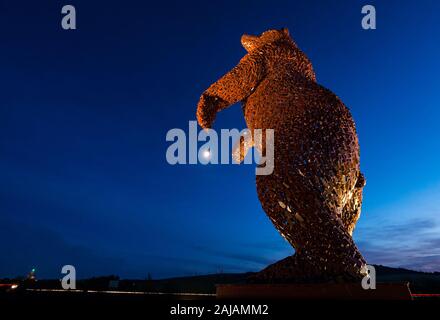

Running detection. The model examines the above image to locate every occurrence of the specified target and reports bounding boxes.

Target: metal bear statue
[197,28,367,282]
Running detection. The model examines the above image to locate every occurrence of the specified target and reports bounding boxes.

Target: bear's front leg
[196,52,265,129]
[196,93,228,129]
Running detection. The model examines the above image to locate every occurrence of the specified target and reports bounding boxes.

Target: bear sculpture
[196,28,367,282]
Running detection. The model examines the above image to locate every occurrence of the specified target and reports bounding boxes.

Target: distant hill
[145,265,440,294]
[5,265,440,294]
[373,265,440,293]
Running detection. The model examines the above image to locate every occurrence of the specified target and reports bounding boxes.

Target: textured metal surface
[197,29,367,282]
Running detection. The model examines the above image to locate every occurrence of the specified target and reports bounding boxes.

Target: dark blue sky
[1,0,440,279]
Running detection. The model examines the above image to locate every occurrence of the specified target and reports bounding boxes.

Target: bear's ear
[281,28,289,36]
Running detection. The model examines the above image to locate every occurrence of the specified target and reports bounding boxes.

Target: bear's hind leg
[254,174,366,283]
[340,172,366,235]
[248,253,333,283]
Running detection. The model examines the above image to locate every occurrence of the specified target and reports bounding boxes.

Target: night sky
[1,0,440,279]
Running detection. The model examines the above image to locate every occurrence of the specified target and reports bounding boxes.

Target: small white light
[11,284,18,290]
[203,149,210,159]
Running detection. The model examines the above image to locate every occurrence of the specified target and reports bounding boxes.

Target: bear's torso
[244,55,361,216]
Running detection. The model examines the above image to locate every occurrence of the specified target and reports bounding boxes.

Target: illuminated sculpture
[197,29,367,282]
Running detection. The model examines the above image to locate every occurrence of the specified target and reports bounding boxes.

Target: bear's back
[244,65,360,181]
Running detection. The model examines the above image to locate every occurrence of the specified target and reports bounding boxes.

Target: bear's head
[241,28,291,52]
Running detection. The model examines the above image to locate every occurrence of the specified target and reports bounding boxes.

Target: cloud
[192,245,274,265]
[0,217,211,279]
[188,237,293,274]
[355,185,440,272]
[358,218,437,243]
[215,184,440,273]
[145,254,251,276]
[0,218,126,279]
